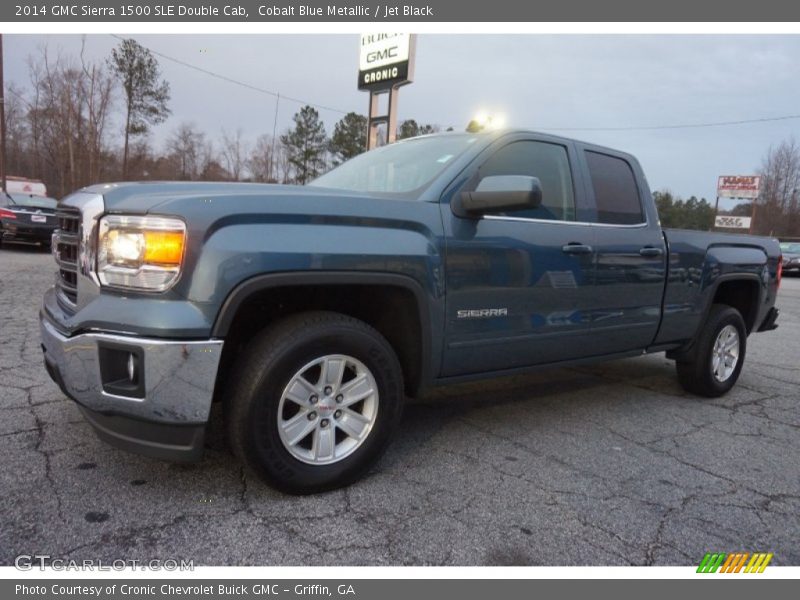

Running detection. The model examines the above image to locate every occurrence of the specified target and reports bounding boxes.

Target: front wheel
[675,304,747,397]
[226,311,404,494]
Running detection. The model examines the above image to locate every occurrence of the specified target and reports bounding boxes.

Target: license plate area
[31,215,47,223]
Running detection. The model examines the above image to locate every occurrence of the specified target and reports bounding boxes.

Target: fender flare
[211,270,436,391]
[667,272,764,362]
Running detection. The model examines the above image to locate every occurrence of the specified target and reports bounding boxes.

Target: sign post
[715,175,761,233]
[358,33,416,149]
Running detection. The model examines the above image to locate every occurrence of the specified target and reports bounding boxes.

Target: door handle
[562,243,593,255]
[639,246,664,257]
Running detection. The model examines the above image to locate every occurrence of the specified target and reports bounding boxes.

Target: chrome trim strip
[483,215,649,229]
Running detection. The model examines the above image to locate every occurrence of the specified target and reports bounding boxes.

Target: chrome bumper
[40,316,223,425]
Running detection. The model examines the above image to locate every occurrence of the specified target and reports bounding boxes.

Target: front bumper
[40,314,223,461]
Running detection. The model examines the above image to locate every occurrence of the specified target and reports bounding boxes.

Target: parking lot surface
[2,244,798,566]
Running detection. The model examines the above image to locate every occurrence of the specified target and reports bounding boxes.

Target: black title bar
[4,0,800,22]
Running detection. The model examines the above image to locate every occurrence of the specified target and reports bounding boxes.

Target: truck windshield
[309,134,480,195]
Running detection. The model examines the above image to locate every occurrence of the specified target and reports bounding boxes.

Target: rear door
[577,147,667,353]
[441,135,599,376]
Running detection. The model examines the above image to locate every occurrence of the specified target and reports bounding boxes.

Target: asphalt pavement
[1,243,798,566]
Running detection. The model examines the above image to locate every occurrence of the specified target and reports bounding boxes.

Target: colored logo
[697,552,773,573]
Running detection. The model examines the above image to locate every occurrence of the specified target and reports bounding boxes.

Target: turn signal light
[143,231,185,265]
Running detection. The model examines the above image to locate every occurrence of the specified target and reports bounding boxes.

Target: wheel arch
[212,271,434,398]
[667,273,763,362]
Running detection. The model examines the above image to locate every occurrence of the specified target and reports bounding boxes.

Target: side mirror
[460,175,543,216]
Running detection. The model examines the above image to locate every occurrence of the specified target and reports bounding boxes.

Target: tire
[226,311,405,494]
[675,304,747,397]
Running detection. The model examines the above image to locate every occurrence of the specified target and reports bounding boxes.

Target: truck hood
[80,181,434,234]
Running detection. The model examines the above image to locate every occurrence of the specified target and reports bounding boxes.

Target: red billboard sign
[717,175,760,199]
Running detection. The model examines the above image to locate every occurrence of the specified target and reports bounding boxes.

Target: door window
[585,151,645,225]
[478,141,576,221]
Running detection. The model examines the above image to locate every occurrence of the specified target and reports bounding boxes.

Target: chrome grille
[54,206,81,310]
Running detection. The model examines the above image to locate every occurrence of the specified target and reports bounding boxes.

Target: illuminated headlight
[97,215,186,291]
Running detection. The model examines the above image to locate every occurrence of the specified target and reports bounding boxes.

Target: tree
[757,138,800,237]
[397,119,438,140]
[281,105,328,184]
[165,122,205,180]
[249,134,277,182]
[330,112,367,164]
[221,128,248,180]
[653,190,714,230]
[109,38,171,179]
[19,46,115,196]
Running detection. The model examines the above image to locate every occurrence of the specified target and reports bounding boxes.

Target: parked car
[40,130,781,493]
[0,193,58,249]
[780,242,800,274]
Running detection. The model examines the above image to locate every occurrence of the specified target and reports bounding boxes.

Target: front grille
[54,206,81,310]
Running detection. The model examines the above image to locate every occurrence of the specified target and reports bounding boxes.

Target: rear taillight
[777,256,782,289]
[0,208,17,219]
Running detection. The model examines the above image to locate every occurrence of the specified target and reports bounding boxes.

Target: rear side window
[585,151,644,225]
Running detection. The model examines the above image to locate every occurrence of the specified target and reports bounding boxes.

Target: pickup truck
[40,130,782,494]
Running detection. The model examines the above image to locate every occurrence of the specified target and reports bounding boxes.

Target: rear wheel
[675,304,747,397]
[226,311,404,494]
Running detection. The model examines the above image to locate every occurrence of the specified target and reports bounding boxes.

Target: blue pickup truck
[40,130,782,493]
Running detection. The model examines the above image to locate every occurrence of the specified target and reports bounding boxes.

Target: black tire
[226,311,404,494]
[675,304,747,397]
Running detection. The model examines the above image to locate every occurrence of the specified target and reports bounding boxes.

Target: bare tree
[21,46,115,196]
[758,137,800,237]
[248,134,277,182]
[221,128,248,181]
[165,122,205,180]
[79,39,115,184]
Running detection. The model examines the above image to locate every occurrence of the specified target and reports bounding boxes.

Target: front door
[441,137,598,377]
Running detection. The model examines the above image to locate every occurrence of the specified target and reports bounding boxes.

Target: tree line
[4,39,440,197]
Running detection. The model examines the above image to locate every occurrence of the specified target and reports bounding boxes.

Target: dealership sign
[717,175,760,199]
[714,215,752,229]
[358,33,415,90]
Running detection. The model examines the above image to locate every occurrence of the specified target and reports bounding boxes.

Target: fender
[667,271,765,362]
[211,270,438,391]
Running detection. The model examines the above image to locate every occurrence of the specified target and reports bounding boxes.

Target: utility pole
[0,33,7,193]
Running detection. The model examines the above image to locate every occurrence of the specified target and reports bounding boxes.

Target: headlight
[97,215,186,291]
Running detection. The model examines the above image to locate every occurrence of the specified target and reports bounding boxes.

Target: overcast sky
[6,34,800,201]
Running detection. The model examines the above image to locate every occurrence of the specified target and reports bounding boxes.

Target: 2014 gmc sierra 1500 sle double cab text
[39,130,782,494]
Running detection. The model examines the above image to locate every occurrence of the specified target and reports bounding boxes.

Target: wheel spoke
[313,427,335,460]
[285,377,317,406]
[281,411,315,445]
[320,356,346,389]
[336,410,369,439]
[339,373,374,406]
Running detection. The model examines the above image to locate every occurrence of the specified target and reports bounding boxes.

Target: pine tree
[108,38,171,179]
[281,106,328,184]
[330,112,367,164]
